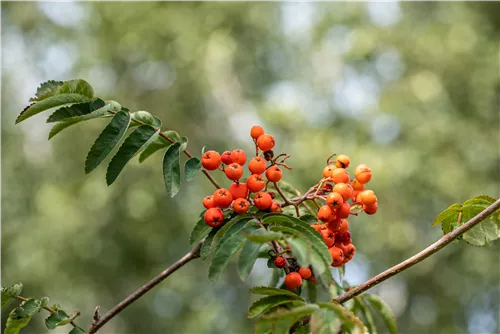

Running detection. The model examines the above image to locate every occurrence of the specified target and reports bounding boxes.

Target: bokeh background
[2,2,499,333]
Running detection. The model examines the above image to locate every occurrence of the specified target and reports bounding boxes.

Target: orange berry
[336,154,350,168]
[352,190,361,203]
[201,151,221,170]
[326,192,344,209]
[265,166,283,182]
[320,229,335,248]
[298,267,312,279]
[329,246,344,267]
[317,205,335,223]
[213,188,233,208]
[229,183,249,199]
[250,125,265,139]
[204,208,224,227]
[202,195,216,209]
[312,223,326,232]
[248,157,267,174]
[257,134,275,152]
[355,164,372,184]
[331,168,350,184]
[254,192,273,210]
[247,174,266,192]
[337,202,351,219]
[363,202,378,215]
[231,149,247,166]
[322,165,335,179]
[274,256,286,268]
[225,163,243,181]
[339,219,349,233]
[270,201,282,213]
[284,272,302,290]
[351,179,364,191]
[307,276,317,283]
[221,151,233,165]
[233,198,250,214]
[327,217,342,232]
[333,183,353,201]
[359,190,377,205]
[342,244,356,264]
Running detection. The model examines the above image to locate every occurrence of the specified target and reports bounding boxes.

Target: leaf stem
[14,296,79,328]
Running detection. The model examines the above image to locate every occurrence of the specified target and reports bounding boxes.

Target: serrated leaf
[299,214,318,225]
[1,283,23,309]
[184,157,202,182]
[162,142,182,197]
[30,80,64,101]
[244,228,283,243]
[432,203,462,227]
[310,308,338,334]
[249,286,302,298]
[259,304,318,334]
[287,237,312,268]
[138,136,172,163]
[45,310,69,329]
[210,215,253,256]
[69,327,86,334]
[362,295,397,334]
[5,299,42,334]
[47,99,106,122]
[130,110,162,128]
[84,111,131,173]
[463,195,496,207]
[354,297,378,334]
[17,79,94,123]
[200,228,218,262]
[306,280,317,303]
[237,240,262,280]
[189,217,210,245]
[209,221,259,282]
[462,204,500,246]
[107,125,160,185]
[317,301,368,334]
[248,295,303,318]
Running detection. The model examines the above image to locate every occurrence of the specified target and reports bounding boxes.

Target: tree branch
[335,198,500,304]
[87,240,204,334]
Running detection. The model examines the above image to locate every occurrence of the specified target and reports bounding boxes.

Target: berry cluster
[280,155,378,291]
[202,126,289,227]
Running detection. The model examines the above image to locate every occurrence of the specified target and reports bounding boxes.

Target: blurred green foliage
[2,2,499,333]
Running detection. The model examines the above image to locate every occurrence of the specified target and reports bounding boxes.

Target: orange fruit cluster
[202,126,283,227]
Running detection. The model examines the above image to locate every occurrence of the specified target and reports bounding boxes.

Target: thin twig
[335,198,500,303]
[87,241,204,334]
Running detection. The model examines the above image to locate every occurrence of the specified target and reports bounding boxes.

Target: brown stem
[14,296,79,327]
[334,198,500,304]
[87,241,204,334]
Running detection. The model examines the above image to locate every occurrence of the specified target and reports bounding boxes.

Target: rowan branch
[87,240,204,334]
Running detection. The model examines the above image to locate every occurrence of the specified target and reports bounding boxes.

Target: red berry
[213,188,233,208]
[270,201,282,213]
[202,195,216,209]
[333,183,353,201]
[320,229,335,248]
[298,267,312,279]
[248,157,267,175]
[326,192,344,209]
[317,205,335,223]
[247,174,266,193]
[363,202,378,215]
[329,246,344,267]
[233,198,250,214]
[274,256,286,268]
[254,192,273,210]
[331,168,350,184]
[250,125,265,139]
[337,202,351,219]
[229,182,249,199]
[202,151,221,170]
[284,272,302,290]
[204,208,224,227]
[265,166,283,182]
[225,163,243,181]
[257,134,275,152]
[231,149,247,166]
[221,151,233,165]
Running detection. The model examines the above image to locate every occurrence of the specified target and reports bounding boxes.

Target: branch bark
[87,240,204,334]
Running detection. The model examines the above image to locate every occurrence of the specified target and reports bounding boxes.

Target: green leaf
[184,157,202,182]
[210,215,253,256]
[179,136,189,151]
[69,327,86,334]
[47,99,106,122]
[362,294,397,334]
[249,286,302,298]
[244,228,283,243]
[138,136,172,163]
[208,221,259,281]
[462,204,499,246]
[306,280,317,303]
[287,237,312,268]
[463,195,496,207]
[30,80,64,102]
[130,110,161,128]
[432,203,462,227]
[200,228,218,262]
[248,295,303,318]
[17,79,94,123]
[237,240,262,280]
[162,142,182,197]
[84,111,131,173]
[299,214,318,225]
[1,283,23,309]
[106,125,160,185]
[162,130,181,142]
[354,297,378,334]
[45,310,69,329]
[310,309,339,334]
[317,301,368,334]
[338,265,345,282]
[260,304,318,334]
[5,299,42,334]
[189,217,210,245]
[40,297,49,308]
